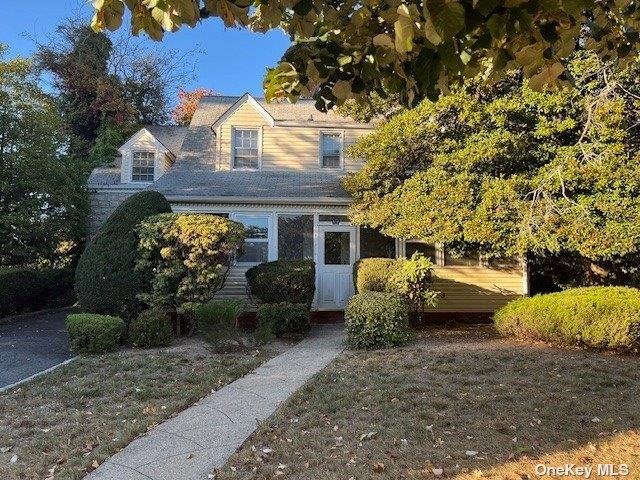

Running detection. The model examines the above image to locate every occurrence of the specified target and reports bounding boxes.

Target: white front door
[317,225,356,310]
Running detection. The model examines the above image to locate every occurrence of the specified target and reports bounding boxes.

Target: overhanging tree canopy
[342,53,640,282]
[92,0,640,109]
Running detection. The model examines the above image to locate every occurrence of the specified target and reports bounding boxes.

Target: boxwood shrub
[246,260,315,306]
[66,313,125,354]
[494,287,640,351]
[352,258,395,293]
[129,308,173,349]
[345,292,411,349]
[0,267,75,317]
[256,302,311,337]
[74,191,172,320]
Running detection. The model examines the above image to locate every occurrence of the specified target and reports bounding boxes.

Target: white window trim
[231,212,271,265]
[318,130,344,170]
[131,150,157,184]
[231,126,262,171]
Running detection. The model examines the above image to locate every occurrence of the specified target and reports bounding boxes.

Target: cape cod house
[87,93,528,314]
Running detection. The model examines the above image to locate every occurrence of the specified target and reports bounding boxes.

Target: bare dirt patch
[218,326,640,479]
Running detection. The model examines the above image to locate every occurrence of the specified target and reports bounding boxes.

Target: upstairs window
[132,151,155,182]
[320,132,343,168]
[233,128,260,170]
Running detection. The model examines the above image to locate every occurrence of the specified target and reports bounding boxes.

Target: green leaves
[343,53,640,263]
[90,0,640,110]
[394,5,415,54]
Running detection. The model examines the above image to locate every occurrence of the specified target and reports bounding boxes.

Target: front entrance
[317,225,356,310]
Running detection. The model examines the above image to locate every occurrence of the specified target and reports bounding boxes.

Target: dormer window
[132,151,155,182]
[233,128,260,170]
[320,132,343,169]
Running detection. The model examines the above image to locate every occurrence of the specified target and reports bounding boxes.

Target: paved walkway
[88,324,345,480]
[0,309,74,389]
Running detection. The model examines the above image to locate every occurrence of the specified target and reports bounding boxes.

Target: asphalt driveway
[0,309,74,389]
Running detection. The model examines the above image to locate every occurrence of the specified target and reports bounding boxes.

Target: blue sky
[0,1,291,100]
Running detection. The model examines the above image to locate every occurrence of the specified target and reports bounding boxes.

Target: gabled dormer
[118,126,187,184]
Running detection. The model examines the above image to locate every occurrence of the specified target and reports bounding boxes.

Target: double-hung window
[132,151,155,182]
[235,214,269,264]
[233,128,260,170]
[320,132,343,168]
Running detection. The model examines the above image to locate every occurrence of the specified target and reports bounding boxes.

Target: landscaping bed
[0,339,280,480]
[219,326,640,479]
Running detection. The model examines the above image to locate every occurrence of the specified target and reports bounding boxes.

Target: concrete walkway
[88,324,344,480]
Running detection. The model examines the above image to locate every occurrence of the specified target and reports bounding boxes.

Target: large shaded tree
[91,0,640,110]
[37,21,195,165]
[0,45,87,267]
[343,53,640,285]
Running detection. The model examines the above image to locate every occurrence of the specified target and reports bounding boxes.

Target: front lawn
[0,339,278,480]
[219,326,640,479]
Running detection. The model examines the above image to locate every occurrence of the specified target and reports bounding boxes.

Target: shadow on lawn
[220,327,640,479]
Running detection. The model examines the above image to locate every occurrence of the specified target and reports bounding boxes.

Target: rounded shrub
[345,292,411,349]
[129,308,173,348]
[353,258,395,293]
[246,260,315,306]
[75,191,172,320]
[494,286,640,351]
[256,302,311,337]
[66,313,125,354]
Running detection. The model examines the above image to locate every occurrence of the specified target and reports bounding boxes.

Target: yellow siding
[216,265,524,313]
[218,102,369,172]
[427,266,524,312]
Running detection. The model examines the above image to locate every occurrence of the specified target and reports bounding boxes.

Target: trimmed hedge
[0,267,75,318]
[352,258,395,293]
[494,287,640,351]
[345,292,411,349]
[246,260,315,306]
[256,302,311,337]
[129,308,173,348]
[75,191,172,320]
[66,313,125,354]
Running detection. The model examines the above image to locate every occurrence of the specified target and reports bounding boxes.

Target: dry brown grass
[218,326,640,479]
[0,338,278,480]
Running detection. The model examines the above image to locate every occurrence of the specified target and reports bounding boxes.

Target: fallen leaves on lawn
[359,431,377,441]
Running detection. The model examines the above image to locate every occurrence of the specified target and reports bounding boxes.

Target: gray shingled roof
[87,167,121,187]
[151,95,363,202]
[153,170,351,201]
[191,96,365,127]
[145,125,187,156]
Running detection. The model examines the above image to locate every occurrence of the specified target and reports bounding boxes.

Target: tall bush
[246,260,315,306]
[353,253,438,310]
[74,191,172,320]
[494,287,640,351]
[136,213,245,316]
